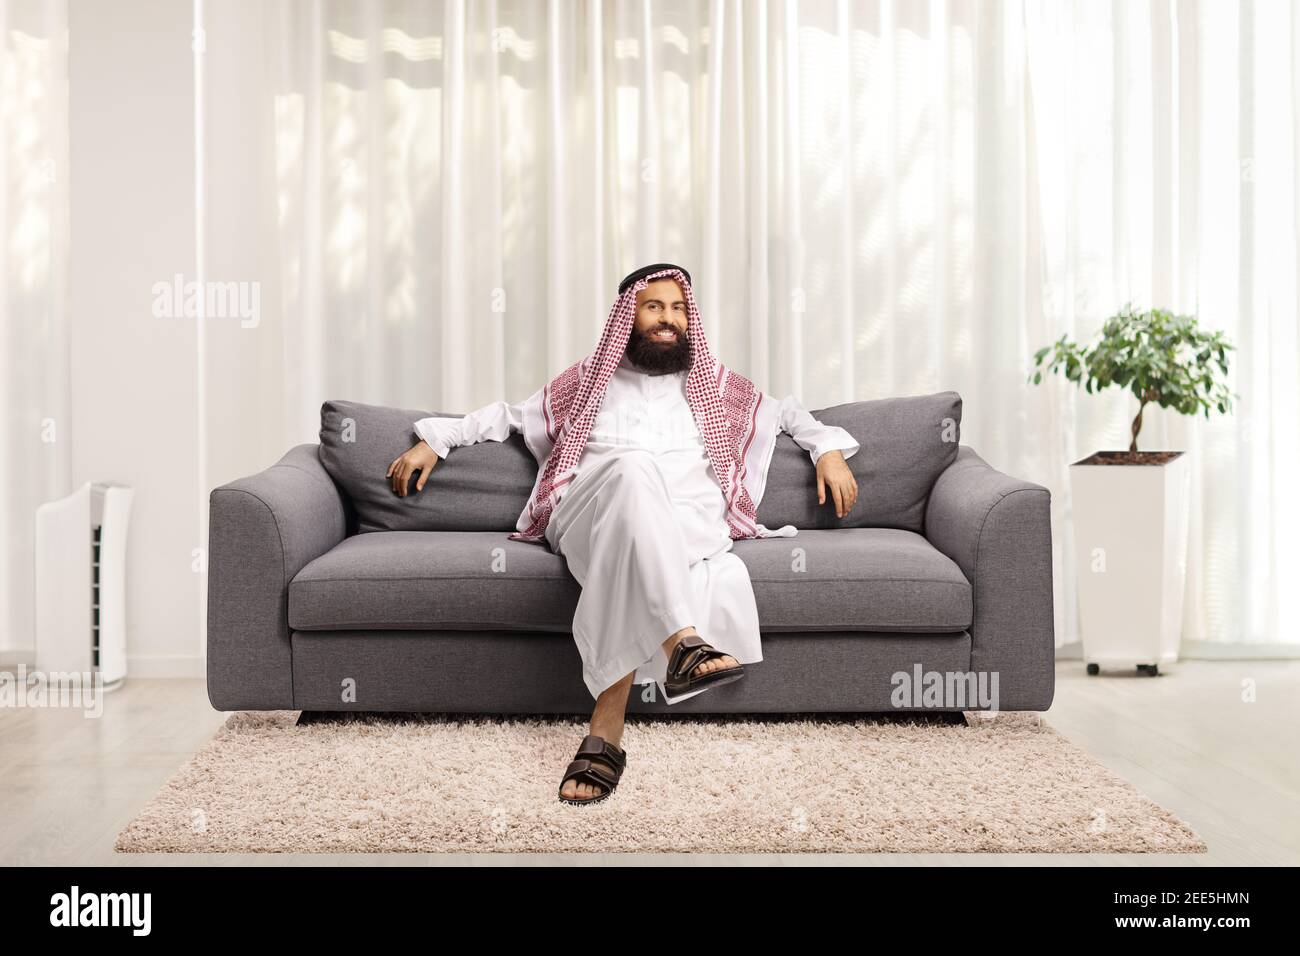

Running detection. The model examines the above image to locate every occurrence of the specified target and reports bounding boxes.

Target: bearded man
[388,263,859,805]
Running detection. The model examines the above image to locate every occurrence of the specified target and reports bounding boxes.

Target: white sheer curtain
[0,0,69,656]
[1022,0,1299,651]
[201,0,1300,651]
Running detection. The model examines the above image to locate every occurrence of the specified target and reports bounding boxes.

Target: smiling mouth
[649,328,680,342]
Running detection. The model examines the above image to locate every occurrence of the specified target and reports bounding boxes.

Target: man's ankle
[590,721,623,746]
[662,627,697,656]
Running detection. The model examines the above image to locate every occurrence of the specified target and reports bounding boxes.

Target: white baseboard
[0,650,204,678]
[124,654,206,678]
[1056,640,1300,660]
[1177,640,1300,660]
[6,643,1297,678]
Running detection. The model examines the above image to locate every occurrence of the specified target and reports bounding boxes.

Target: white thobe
[414,353,860,704]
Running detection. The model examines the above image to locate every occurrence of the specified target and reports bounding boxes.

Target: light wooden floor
[1,660,1296,865]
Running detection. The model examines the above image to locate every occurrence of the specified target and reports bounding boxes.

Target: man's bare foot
[662,628,739,679]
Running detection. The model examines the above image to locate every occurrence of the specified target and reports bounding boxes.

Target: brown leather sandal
[557,734,627,806]
[664,634,745,697]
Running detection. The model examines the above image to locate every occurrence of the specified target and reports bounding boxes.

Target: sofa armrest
[206,443,349,710]
[924,445,1055,710]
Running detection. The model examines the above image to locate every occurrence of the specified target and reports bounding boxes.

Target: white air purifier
[35,482,134,688]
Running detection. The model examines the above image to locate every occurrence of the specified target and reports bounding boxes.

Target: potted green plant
[1029,305,1236,676]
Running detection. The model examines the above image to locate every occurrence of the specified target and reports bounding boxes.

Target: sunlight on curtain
[0,0,69,655]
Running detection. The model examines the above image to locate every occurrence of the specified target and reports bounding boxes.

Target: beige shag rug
[115,711,1207,854]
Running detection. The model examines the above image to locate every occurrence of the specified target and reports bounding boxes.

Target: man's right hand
[387,440,441,497]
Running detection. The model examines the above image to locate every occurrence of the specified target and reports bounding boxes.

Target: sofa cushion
[756,391,962,534]
[320,391,961,534]
[732,528,971,631]
[289,531,580,631]
[289,528,972,634]
[318,400,536,533]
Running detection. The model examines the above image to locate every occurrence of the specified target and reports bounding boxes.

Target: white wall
[68,0,202,676]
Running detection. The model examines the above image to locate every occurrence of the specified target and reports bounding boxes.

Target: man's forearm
[412,417,462,458]
[777,394,860,465]
[413,399,523,456]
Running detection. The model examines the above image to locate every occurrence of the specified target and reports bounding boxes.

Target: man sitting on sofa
[386,263,859,805]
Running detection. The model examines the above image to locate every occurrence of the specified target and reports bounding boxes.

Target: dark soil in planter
[1075,450,1184,466]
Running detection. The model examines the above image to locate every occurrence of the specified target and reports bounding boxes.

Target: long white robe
[414,353,860,704]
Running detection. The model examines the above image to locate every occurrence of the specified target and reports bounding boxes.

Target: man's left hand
[816,450,858,518]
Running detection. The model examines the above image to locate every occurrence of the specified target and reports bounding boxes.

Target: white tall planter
[1069,452,1192,675]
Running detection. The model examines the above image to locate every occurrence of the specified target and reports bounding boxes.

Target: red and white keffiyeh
[508,266,793,546]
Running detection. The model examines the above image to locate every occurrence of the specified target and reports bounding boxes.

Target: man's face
[625,278,691,374]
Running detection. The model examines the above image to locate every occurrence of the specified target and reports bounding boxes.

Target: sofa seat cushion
[731,528,971,632]
[289,528,971,634]
[289,531,581,632]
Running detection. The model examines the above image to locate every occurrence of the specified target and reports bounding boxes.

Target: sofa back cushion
[319,391,962,534]
[319,400,536,533]
[755,391,962,534]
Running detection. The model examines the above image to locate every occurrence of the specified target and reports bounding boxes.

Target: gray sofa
[206,392,1055,715]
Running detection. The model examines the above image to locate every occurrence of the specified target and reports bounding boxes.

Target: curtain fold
[198,0,1300,650]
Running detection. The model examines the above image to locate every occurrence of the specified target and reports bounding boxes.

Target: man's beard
[625,324,692,375]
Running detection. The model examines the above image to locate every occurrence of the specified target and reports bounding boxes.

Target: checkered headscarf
[508,266,787,545]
